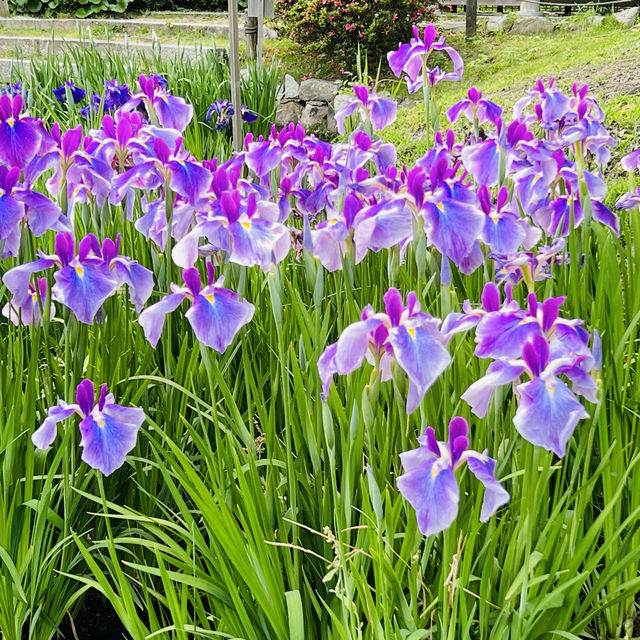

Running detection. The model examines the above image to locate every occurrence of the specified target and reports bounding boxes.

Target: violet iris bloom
[104,79,132,111]
[447,87,502,127]
[397,417,509,536]
[450,285,599,456]
[32,379,145,476]
[318,288,451,413]
[124,74,193,133]
[139,264,254,352]
[53,80,86,104]
[206,99,234,131]
[334,85,397,135]
[3,232,153,324]
[2,277,54,326]
[172,167,290,271]
[0,164,62,258]
[387,25,463,94]
[0,94,42,169]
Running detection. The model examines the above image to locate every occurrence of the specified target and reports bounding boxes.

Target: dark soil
[56,592,132,640]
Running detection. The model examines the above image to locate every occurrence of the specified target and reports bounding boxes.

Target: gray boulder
[588,15,605,26]
[275,101,303,128]
[301,101,329,133]
[486,14,510,33]
[511,16,555,35]
[283,74,300,101]
[614,6,638,26]
[299,78,339,103]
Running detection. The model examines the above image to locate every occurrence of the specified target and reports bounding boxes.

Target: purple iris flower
[318,288,451,413]
[206,99,234,131]
[1,81,22,97]
[53,80,86,104]
[139,264,254,352]
[104,79,132,111]
[79,92,103,119]
[123,74,193,133]
[397,417,509,537]
[0,164,62,258]
[334,85,397,135]
[32,379,145,476]
[387,25,463,94]
[447,87,502,127]
[449,285,599,456]
[2,277,54,326]
[477,185,540,255]
[241,105,259,124]
[490,238,566,287]
[0,94,42,169]
[172,168,290,271]
[3,232,153,324]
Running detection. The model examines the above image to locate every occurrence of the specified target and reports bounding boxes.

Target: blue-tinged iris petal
[513,375,589,457]
[32,402,78,450]
[461,360,526,418]
[153,93,193,132]
[52,263,119,324]
[475,312,542,359]
[397,456,459,537]
[388,324,451,414]
[78,405,144,475]
[185,287,254,353]
[0,193,24,241]
[139,292,186,347]
[228,218,290,271]
[465,453,510,521]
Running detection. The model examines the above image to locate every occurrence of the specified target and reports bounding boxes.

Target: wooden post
[0,0,10,17]
[466,0,477,38]
[245,15,258,60]
[228,0,243,151]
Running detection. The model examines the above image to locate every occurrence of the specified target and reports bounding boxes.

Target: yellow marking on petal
[431,465,440,478]
[6,116,14,127]
[518,316,536,325]
[407,327,416,338]
[490,212,500,224]
[0,188,4,198]
[160,94,169,103]
[329,219,339,226]
[31,292,38,301]
[205,293,215,303]
[240,220,251,229]
[74,264,84,276]
[96,415,106,428]
[436,202,444,211]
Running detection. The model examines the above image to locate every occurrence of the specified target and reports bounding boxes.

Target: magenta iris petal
[76,379,96,416]
[246,141,281,177]
[185,286,254,353]
[513,375,589,457]
[0,117,41,169]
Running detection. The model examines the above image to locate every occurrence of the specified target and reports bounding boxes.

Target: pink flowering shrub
[275,0,435,72]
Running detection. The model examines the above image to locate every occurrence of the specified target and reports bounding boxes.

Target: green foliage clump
[8,0,236,16]
[275,0,435,73]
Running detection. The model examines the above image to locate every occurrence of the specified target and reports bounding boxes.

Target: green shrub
[275,0,435,73]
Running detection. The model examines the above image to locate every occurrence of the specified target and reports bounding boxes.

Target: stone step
[0,16,276,40]
[0,35,227,60]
